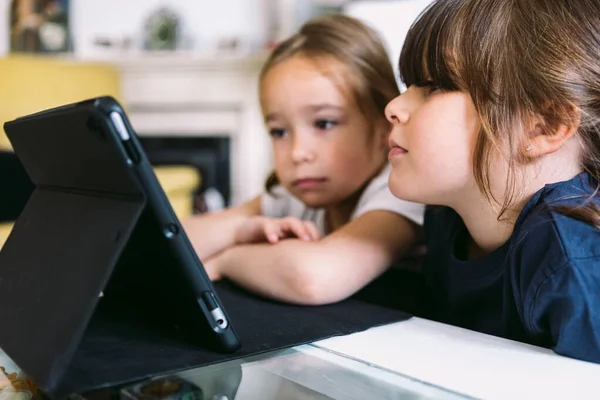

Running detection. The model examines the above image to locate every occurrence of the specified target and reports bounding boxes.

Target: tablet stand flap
[0,187,144,394]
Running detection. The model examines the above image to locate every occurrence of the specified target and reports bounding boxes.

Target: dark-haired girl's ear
[522,111,580,158]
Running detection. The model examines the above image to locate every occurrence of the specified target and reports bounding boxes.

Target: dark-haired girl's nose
[385,95,410,125]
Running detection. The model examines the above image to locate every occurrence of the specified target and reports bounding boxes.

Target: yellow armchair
[0,55,123,150]
[0,224,11,248]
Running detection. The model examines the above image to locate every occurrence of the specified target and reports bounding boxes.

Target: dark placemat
[55,279,411,397]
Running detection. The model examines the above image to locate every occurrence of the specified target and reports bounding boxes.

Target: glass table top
[1,344,471,400]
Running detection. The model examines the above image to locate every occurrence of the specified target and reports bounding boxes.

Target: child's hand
[235,216,321,245]
[202,257,222,281]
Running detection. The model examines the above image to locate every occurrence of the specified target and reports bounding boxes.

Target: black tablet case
[0,150,34,222]
[0,101,412,398]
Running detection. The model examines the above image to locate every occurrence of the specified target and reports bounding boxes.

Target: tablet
[0,96,241,393]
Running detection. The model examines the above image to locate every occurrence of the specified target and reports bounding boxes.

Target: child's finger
[208,270,222,281]
[263,222,281,243]
[282,217,312,241]
[304,221,321,240]
[204,259,222,281]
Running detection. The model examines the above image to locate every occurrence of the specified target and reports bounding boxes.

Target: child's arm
[181,196,262,260]
[204,210,420,305]
[183,197,319,261]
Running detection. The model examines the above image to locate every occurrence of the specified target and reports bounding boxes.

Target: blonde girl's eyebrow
[264,112,282,123]
[303,104,345,113]
[264,104,346,123]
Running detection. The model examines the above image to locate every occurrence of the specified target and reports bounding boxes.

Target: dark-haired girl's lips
[388,146,408,161]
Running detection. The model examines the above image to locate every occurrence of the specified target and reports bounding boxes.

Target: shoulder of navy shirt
[423,173,600,363]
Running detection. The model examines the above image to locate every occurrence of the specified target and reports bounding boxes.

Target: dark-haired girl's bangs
[398,0,463,92]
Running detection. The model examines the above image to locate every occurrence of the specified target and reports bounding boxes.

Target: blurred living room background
[0,0,432,248]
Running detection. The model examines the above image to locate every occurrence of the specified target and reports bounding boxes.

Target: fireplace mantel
[111,51,272,206]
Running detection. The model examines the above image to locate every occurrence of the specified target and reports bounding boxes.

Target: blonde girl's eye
[269,128,287,138]
[314,119,338,130]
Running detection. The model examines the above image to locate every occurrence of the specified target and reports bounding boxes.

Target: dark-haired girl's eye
[415,80,435,88]
[427,85,442,95]
[315,119,337,130]
[415,80,443,96]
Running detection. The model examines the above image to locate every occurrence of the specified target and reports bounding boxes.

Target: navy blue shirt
[424,173,600,363]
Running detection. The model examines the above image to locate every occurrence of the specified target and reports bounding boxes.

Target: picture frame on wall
[10,0,71,54]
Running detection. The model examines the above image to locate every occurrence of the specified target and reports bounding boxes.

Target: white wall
[0,0,270,57]
[0,0,9,56]
[70,0,269,57]
[345,0,434,89]
[1,0,431,60]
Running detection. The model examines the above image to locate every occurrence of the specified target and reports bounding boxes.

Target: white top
[261,164,424,235]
